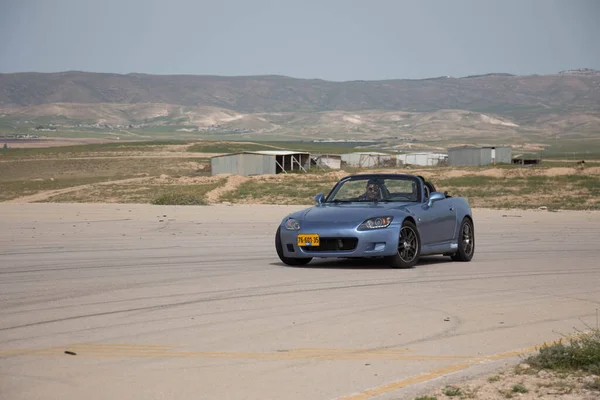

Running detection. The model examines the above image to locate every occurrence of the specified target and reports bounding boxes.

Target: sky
[0,0,599,81]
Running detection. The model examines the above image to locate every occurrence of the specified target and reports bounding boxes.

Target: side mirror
[426,191,445,208]
[314,193,325,204]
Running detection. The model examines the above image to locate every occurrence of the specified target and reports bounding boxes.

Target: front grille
[302,237,358,252]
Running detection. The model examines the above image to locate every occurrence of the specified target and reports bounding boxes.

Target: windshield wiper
[330,199,352,203]
[355,199,410,203]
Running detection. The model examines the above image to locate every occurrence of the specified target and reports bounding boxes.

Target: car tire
[387,220,421,269]
[275,226,312,266]
[451,217,475,262]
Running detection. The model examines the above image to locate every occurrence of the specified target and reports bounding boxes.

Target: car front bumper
[279,221,400,258]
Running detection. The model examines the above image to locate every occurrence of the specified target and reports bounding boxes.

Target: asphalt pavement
[1,203,599,400]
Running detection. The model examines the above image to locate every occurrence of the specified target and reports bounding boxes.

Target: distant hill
[1,70,599,115]
[1,70,599,141]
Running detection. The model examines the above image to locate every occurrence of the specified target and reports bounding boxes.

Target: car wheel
[451,217,475,262]
[387,220,421,269]
[275,226,312,266]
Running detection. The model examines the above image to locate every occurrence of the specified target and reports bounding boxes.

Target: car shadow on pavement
[272,256,453,269]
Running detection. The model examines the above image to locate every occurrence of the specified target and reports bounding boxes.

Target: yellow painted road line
[0,336,582,399]
[0,337,574,367]
[66,343,182,349]
[0,347,479,361]
[291,348,414,353]
[336,339,570,400]
[337,361,479,400]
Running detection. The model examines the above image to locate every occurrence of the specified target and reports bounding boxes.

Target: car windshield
[326,176,420,203]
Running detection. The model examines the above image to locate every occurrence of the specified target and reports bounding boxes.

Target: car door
[418,197,457,246]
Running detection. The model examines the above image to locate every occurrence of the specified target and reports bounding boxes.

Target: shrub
[524,329,600,374]
[151,192,207,205]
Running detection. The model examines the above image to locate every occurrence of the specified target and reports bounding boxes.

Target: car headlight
[284,218,301,231]
[358,216,393,230]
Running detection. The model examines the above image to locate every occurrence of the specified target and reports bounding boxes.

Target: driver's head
[365,180,380,200]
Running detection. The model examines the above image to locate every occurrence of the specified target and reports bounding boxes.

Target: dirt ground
[3,176,154,203]
[195,165,600,205]
[4,164,599,206]
[418,363,599,400]
[2,138,599,207]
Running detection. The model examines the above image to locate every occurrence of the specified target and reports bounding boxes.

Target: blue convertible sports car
[275,173,475,268]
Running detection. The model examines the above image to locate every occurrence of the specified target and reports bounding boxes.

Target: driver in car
[359,179,382,201]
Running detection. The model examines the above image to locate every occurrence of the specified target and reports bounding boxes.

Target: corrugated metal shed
[492,146,512,164]
[397,152,448,166]
[448,146,512,166]
[341,152,396,168]
[311,154,342,169]
[247,150,305,156]
[210,150,311,176]
[512,153,542,165]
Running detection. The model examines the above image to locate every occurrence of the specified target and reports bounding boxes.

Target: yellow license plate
[297,234,320,247]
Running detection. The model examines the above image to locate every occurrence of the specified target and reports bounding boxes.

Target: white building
[311,154,342,169]
[341,152,396,168]
[396,152,448,167]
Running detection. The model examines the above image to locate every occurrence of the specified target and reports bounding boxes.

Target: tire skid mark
[0,256,273,274]
[3,269,600,332]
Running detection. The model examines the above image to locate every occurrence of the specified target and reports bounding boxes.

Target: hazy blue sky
[1,0,598,81]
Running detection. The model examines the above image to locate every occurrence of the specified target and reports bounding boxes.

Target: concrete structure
[311,154,342,170]
[210,150,311,176]
[396,152,448,167]
[447,146,512,166]
[341,152,396,168]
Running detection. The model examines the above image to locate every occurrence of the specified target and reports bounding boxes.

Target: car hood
[300,202,411,223]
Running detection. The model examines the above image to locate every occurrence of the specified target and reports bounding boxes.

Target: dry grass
[435,175,600,210]
[219,176,340,205]
[415,329,600,400]
[2,140,599,209]
[418,363,600,400]
[0,176,123,202]
[43,178,226,204]
[0,144,211,201]
[211,166,600,210]
[0,157,208,181]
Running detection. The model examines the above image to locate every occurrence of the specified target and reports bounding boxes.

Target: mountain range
[1,69,599,141]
